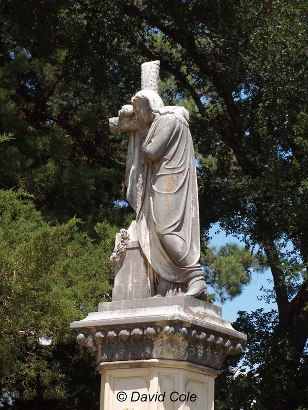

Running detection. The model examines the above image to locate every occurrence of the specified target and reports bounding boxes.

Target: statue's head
[131,90,164,124]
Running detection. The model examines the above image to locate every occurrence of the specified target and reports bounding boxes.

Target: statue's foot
[186,277,207,300]
[156,277,185,297]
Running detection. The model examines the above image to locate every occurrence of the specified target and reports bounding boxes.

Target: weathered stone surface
[98,359,217,410]
[110,221,155,301]
[98,294,221,315]
[141,60,160,92]
[70,60,246,410]
[70,297,246,370]
[109,60,206,299]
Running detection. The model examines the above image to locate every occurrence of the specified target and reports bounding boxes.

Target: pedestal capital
[71,296,246,370]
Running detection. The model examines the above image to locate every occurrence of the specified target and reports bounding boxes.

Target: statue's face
[133,99,155,124]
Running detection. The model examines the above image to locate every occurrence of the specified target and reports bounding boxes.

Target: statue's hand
[109,117,120,134]
[118,104,134,118]
[142,152,154,165]
[109,114,138,134]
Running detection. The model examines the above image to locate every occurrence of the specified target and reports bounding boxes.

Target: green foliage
[0,189,117,407]
[216,309,278,410]
[216,309,308,410]
[202,242,265,301]
[0,0,307,408]
[0,133,14,143]
[0,0,144,222]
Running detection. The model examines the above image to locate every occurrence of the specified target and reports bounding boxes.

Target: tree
[216,309,308,410]
[115,2,308,408]
[0,0,307,408]
[0,188,120,408]
[0,3,139,406]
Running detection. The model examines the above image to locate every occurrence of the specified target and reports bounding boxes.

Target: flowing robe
[125,129,141,212]
[136,111,201,283]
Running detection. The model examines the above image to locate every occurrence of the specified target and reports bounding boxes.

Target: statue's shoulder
[158,106,190,127]
[163,106,190,121]
[158,111,176,121]
[152,113,180,132]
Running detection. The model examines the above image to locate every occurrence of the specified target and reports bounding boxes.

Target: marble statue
[109,61,206,300]
[72,61,246,410]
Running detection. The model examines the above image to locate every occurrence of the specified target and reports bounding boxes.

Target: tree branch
[263,238,290,328]
[160,60,208,116]
[20,108,102,164]
[123,3,258,176]
[291,278,308,316]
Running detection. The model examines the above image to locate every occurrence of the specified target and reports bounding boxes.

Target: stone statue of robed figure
[109,61,206,300]
[72,61,246,410]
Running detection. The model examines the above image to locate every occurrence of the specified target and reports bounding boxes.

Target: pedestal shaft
[98,360,218,410]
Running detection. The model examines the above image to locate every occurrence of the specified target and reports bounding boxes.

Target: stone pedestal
[71,296,246,410]
[98,359,218,410]
[70,60,246,409]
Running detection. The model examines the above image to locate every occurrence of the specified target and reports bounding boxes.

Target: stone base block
[71,296,245,369]
[112,240,154,301]
[98,359,219,410]
[110,221,156,301]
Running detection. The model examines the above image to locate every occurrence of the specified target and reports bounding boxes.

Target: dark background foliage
[0,1,307,409]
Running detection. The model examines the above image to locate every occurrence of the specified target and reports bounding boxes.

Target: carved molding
[76,322,243,370]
